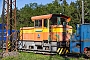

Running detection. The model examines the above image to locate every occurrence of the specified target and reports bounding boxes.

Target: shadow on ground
[60,53,90,60]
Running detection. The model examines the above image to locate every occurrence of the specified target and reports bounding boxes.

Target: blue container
[70,24,90,54]
[0,29,15,41]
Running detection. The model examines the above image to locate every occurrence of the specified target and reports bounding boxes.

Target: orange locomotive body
[19,14,72,53]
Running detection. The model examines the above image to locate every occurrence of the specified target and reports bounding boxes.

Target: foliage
[0,0,90,32]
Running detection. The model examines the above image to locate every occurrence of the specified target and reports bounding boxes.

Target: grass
[1,52,90,60]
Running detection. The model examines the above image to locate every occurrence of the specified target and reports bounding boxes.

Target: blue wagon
[70,24,90,57]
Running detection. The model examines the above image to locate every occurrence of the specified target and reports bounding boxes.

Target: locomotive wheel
[84,51,90,57]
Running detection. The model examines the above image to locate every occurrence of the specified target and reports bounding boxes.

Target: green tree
[69,1,80,30]
[16,0,90,33]
[84,0,90,23]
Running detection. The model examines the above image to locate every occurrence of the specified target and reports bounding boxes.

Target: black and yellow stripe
[57,47,69,54]
[8,41,11,49]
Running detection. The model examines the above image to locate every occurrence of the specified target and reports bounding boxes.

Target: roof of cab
[31,14,71,22]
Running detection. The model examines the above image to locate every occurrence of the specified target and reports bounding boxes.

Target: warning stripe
[59,48,63,54]
[57,48,69,54]
[8,41,11,49]
[65,49,69,54]
[57,48,60,53]
[62,48,66,54]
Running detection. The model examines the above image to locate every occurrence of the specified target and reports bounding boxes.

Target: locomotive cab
[31,14,72,42]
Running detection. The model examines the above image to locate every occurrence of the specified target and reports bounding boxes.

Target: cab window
[50,17,66,25]
[35,20,42,28]
[44,19,48,27]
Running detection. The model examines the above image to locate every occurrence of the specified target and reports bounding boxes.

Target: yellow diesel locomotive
[19,14,72,54]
